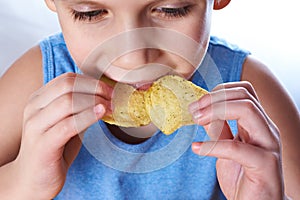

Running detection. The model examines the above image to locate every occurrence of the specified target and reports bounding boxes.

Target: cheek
[63,33,96,67]
[164,53,201,79]
[56,2,212,76]
[57,12,108,68]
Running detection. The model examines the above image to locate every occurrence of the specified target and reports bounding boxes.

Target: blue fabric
[40,33,250,200]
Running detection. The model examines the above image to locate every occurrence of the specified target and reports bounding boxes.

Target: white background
[0,0,299,110]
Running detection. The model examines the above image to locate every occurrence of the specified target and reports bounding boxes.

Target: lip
[102,64,178,91]
[131,82,153,91]
[102,63,175,82]
[101,74,154,90]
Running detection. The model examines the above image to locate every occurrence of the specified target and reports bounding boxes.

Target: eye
[71,9,109,22]
[152,6,192,19]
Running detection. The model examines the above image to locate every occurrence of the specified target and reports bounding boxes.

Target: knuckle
[61,72,76,79]
[23,104,33,119]
[23,94,41,119]
[60,123,71,135]
[61,117,77,136]
[23,102,40,121]
[58,76,76,94]
[213,83,226,91]
[59,93,74,111]
[240,81,254,90]
[243,99,256,112]
[59,121,71,136]
[235,87,250,99]
[269,127,281,151]
[24,117,37,133]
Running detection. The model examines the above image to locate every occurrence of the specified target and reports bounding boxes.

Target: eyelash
[71,6,192,22]
[72,9,108,22]
[152,6,192,19]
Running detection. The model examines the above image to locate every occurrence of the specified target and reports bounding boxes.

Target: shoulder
[1,45,43,91]
[0,45,43,165]
[241,55,298,112]
[241,55,299,137]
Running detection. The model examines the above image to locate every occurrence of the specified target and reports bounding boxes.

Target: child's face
[47,0,214,84]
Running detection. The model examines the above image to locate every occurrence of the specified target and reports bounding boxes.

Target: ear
[213,0,231,10]
[44,0,57,12]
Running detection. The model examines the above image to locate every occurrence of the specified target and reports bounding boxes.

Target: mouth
[101,63,176,84]
[130,82,153,91]
[100,74,154,91]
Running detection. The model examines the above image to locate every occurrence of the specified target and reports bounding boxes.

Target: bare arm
[0,46,43,165]
[0,44,112,199]
[241,55,300,199]
[0,46,43,197]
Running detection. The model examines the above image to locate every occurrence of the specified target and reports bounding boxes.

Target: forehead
[60,0,200,6]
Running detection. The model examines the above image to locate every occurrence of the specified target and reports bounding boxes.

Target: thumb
[203,120,233,140]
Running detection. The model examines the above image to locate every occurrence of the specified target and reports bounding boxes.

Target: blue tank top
[40,33,250,200]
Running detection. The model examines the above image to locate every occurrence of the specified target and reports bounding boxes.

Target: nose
[111,16,161,70]
[111,34,161,70]
[113,49,149,70]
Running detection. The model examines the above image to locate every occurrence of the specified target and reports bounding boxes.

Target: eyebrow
[62,0,200,8]
[62,0,105,6]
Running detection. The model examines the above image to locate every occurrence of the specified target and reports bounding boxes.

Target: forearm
[0,161,27,200]
[282,150,300,199]
[0,161,34,200]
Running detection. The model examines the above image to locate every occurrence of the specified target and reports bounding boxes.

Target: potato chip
[101,79,150,127]
[128,90,151,126]
[102,83,137,127]
[102,75,208,135]
[145,82,182,134]
[146,75,208,134]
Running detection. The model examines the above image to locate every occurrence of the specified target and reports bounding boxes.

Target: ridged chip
[102,75,208,134]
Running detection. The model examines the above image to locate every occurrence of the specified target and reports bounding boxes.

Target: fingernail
[192,143,202,154]
[188,102,199,113]
[94,104,105,115]
[192,110,203,121]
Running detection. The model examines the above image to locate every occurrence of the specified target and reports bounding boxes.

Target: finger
[203,120,233,140]
[213,81,259,101]
[193,140,283,199]
[210,82,275,125]
[192,140,270,169]
[25,93,111,134]
[192,99,278,149]
[25,73,113,118]
[189,85,263,115]
[43,104,105,150]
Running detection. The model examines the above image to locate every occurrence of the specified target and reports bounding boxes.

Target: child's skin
[0,0,299,199]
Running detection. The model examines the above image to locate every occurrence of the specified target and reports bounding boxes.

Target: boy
[0,0,299,199]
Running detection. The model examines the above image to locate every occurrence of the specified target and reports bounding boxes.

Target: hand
[189,81,286,200]
[12,73,112,199]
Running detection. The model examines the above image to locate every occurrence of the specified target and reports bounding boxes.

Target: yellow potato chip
[101,80,150,127]
[145,82,182,134]
[102,83,138,127]
[102,75,208,135]
[128,90,151,126]
[146,75,208,134]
